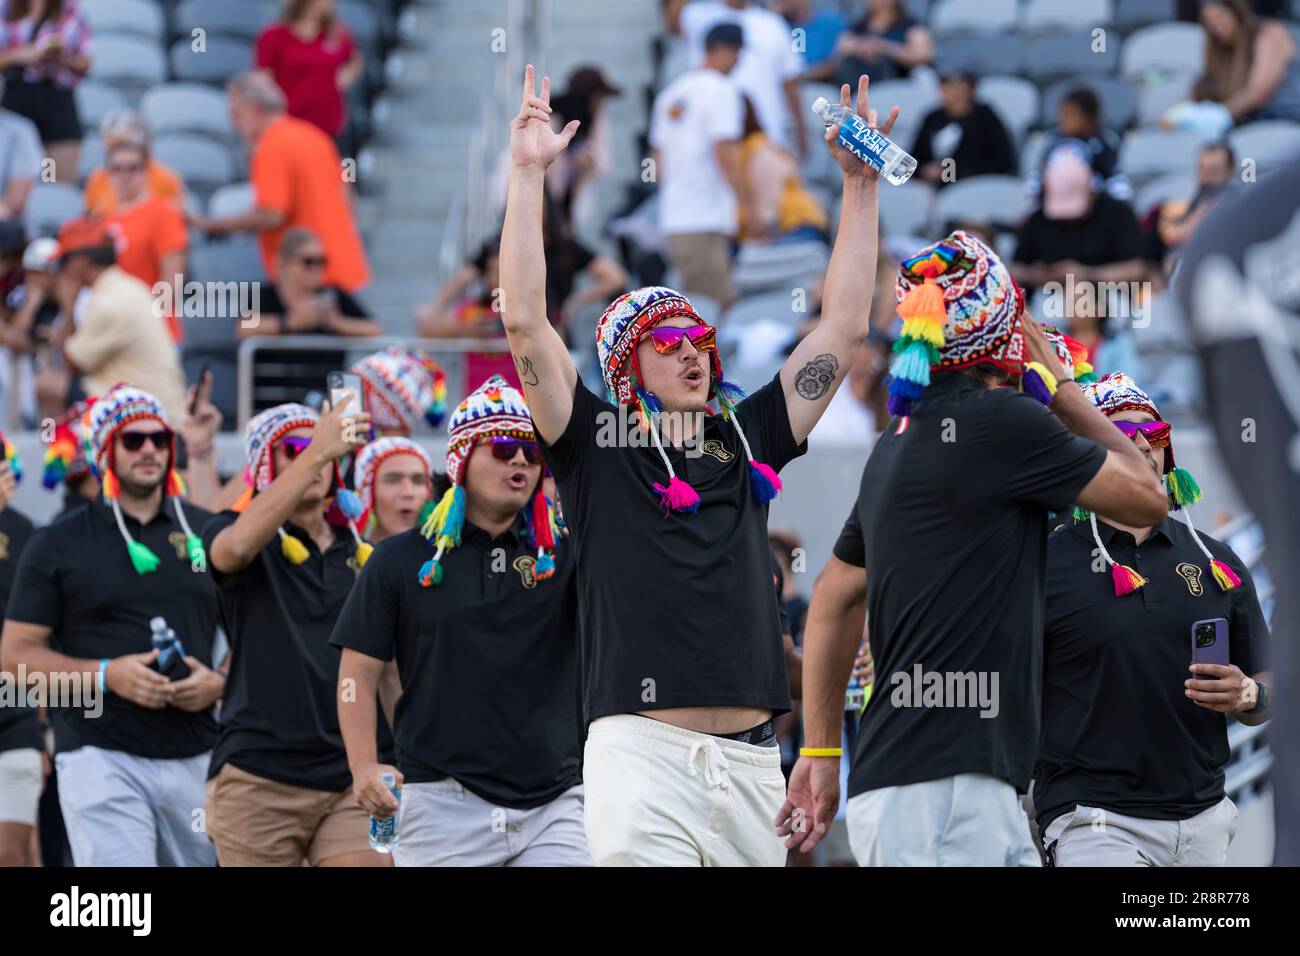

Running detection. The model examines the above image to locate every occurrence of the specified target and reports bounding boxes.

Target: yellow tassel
[422,486,456,539]
[355,540,373,567]
[900,315,946,347]
[279,531,309,565]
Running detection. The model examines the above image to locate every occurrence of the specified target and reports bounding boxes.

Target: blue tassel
[441,484,466,546]
[889,341,932,387]
[535,552,556,577]
[637,388,663,414]
[335,487,363,520]
[715,379,747,417]
[886,393,913,417]
[748,460,781,504]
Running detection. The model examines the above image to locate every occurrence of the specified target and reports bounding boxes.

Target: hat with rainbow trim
[0,430,21,484]
[352,347,448,434]
[40,402,91,489]
[353,436,433,536]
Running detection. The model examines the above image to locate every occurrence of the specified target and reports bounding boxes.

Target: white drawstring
[687,737,731,789]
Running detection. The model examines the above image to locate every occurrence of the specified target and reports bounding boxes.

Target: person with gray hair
[188,71,370,293]
[84,108,185,216]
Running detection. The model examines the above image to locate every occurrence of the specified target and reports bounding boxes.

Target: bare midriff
[638,706,772,735]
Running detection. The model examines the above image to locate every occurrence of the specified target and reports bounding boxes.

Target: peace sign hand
[510,64,581,171]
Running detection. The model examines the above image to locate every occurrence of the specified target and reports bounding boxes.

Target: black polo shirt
[5,499,219,758]
[330,518,582,809]
[0,506,40,754]
[202,511,392,792]
[1034,516,1269,830]
[833,373,1107,797]
[540,372,805,723]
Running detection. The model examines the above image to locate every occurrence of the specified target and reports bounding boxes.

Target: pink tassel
[1111,563,1146,597]
[1210,559,1241,591]
[652,475,700,514]
[748,460,782,504]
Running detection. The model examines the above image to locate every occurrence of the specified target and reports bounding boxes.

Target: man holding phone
[1035,371,1271,867]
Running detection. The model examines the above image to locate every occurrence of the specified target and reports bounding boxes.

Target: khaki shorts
[205,763,372,866]
[665,232,738,307]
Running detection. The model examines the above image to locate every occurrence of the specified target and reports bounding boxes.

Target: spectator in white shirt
[666,0,808,157]
[651,22,753,309]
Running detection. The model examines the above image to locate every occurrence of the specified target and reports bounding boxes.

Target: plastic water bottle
[368,771,401,853]
[811,97,917,185]
[149,617,184,670]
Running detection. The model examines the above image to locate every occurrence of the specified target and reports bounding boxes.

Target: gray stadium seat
[1114,0,1177,33]
[1022,30,1120,83]
[1020,132,1048,178]
[868,79,937,156]
[978,75,1039,148]
[172,0,276,43]
[731,240,829,296]
[936,34,1020,77]
[76,135,104,183]
[1121,128,1211,184]
[187,237,266,285]
[89,35,167,87]
[338,0,382,48]
[1135,173,1196,215]
[1023,0,1113,34]
[24,182,83,238]
[904,0,931,21]
[75,81,129,133]
[879,181,935,237]
[929,0,1017,39]
[1040,76,1137,131]
[1120,23,1203,81]
[1229,121,1300,176]
[724,290,806,328]
[83,0,164,40]
[153,134,237,195]
[168,35,254,85]
[1136,73,1195,126]
[142,83,235,142]
[932,175,1030,228]
[208,181,255,220]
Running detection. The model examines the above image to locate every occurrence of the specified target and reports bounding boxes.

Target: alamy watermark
[595,406,706,458]
[889,664,999,718]
[1041,273,1152,329]
[151,275,262,328]
[1,665,103,718]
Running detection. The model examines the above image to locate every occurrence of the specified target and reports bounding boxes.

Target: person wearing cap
[50,217,188,424]
[333,376,587,866]
[1,384,224,866]
[910,64,1016,187]
[2,235,59,359]
[781,231,1169,866]
[501,66,897,866]
[202,397,392,867]
[1035,371,1271,866]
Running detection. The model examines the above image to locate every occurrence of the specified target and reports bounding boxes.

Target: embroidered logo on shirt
[0,532,8,561]
[699,439,734,463]
[1176,562,1204,597]
[169,532,189,561]
[513,555,538,589]
[347,555,363,577]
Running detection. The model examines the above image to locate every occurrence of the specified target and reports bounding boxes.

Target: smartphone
[327,370,365,415]
[1191,617,1230,668]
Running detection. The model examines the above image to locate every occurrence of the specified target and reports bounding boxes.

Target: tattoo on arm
[517,355,540,387]
[794,354,839,400]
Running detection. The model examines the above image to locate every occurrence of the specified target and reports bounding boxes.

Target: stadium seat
[1120,23,1203,81]
[1121,128,1212,185]
[935,34,1020,77]
[978,75,1039,148]
[1040,76,1137,131]
[1022,30,1120,83]
[1113,0,1177,33]
[83,0,164,40]
[866,79,937,155]
[75,81,129,134]
[24,182,83,239]
[153,134,237,196]
[1023,0,1113,34]
[879,181,935,237]
[932,175,1030,229]
[208,181,255,220]
[929,0,1017,39]
[1136,73,1195,126]
[76,135,104,184]
[1228,121,1300,177]
[1020,132,1049,178]
[1134,172,1196,215]
[89,35,167,88]
[142,83,236,142]
[188,236,266,286]
[172,0,277,43]
[731,240,829,296]
[724,290,806,329]
[338,0,383,49]
[904,0,931,21]
[169,35,254,85]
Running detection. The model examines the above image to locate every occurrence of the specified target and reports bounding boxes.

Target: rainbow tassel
[166,469,186,497]
[715,379,747,419]
[652,475,700,514]
[279,532,310,565]
[1111,562,1146,596]
[42,429,77,488]
[354,540,373,567]
[126,540,161,574]
[418,557,443,587]
[534,550,556,581]
[0,438,20,482]
[890,339,934,387]
[1210,558,1241,591]
[1166,467,1203,509]
[423,484,466,553]
[102,468,121,500]
[749,460,782,504]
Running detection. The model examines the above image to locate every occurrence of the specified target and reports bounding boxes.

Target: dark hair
[473,236,501,275]
[69,244,117,268]
[1202,139,1236,167]
[1060,87,1100,123]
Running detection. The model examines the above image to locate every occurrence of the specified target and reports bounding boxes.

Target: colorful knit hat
[1075,371,1241,597]
[84,384,204,575]
[352,347,448,434]
[1041,326,1099,385]
[41,402,91,489]
[887,231,1029,417]
[0,430,21,484]
[233,403,367,566]
[595,285,781,513]
[418,375,558,587]
[353,436,433,536]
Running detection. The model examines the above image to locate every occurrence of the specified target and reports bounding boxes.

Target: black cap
[704,22,744,50]
[936,58,976,82]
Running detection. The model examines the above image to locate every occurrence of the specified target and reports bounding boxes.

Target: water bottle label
[839,117,891,171]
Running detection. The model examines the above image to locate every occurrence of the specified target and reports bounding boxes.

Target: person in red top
[255,0,363,142]
[189,72,370,294]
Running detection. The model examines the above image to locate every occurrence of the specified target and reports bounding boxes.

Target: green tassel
[1166,466,1203,508]
[1072,506,1091,522]
[187,534,207,571]
[127,540,161,574]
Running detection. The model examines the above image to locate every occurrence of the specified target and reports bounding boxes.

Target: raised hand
[312,395,372,462]
[825,74,901,182]
[509,64,580,171]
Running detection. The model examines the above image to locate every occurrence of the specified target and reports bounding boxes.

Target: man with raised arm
[499,65,896,866]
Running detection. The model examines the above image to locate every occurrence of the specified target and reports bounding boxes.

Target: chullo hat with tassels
[595,285,782,514]
[353,436,433,539]
[84,383,204,574]
[233,403,369,567]
[418,375,559,587]
[1075,371,1241,597]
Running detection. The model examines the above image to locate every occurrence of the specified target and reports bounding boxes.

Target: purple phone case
[1191,618,1230,667]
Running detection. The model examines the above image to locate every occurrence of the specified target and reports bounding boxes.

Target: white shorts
[0,748,43,826]
[583,713,787,867]
[392,779,591,867]
[1042,796,1238,867]
[847,772,1042,867]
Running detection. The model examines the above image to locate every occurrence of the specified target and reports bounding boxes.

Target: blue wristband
[98,658,109,694]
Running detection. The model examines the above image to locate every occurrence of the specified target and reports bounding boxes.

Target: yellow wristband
[799,747,843,758]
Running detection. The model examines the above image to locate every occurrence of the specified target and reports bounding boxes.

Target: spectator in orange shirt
[83,110,184,217]
[188,72,370,293]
